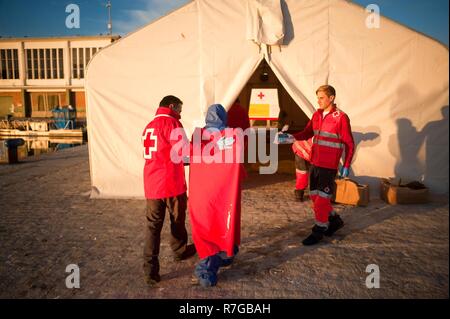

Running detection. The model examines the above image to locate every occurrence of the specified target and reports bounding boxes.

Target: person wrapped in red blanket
[188,104,246,287]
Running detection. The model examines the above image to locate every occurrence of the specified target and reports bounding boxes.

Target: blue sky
[0,0,448,46]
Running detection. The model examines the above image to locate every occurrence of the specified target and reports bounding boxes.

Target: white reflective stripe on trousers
[309,190,333,199]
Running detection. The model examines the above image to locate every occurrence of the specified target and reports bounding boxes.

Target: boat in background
[0,106,86,138]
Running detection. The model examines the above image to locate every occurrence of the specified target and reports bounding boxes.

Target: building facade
[0,35,119,124]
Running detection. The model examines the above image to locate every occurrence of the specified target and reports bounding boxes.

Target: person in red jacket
[227,98,251,156]
[141,95,196,285]
[291,85,354,245]
[227,98,250,131]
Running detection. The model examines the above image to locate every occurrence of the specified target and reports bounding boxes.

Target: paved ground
[0,144,448,298]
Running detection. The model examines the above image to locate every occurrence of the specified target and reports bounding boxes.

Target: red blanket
[292,138,313,162]
[188,128,246,259]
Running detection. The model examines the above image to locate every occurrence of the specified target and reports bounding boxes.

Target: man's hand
[281,124,289,132]
[274,132,295,144]
[340,167,349,178]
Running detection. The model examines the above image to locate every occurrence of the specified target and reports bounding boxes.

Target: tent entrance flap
[233,58,309,175]
[236,59,309,131]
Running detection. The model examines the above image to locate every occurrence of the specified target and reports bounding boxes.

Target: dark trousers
[143,193,188,275]
[295,154,310,171]
[309,165,337,225]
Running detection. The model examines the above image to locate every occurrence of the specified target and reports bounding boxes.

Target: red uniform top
[142,107,187,199]
[293,106,354,170]
[227,102,250,131]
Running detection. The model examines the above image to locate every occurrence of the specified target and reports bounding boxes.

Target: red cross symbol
[142,128,157,159]
[258,92,265,99]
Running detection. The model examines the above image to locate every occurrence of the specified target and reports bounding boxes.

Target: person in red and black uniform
[141,95,196,285]
[227,98,250,131]
[292,138,313,202]
[292,85,354,245]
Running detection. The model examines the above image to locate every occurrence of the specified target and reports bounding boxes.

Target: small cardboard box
[380,178,429,205]
[333,178,370,206]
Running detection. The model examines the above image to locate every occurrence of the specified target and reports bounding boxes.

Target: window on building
[39,49,45,79]
[0,96,14,117]
[7,50,13,79]
[78,48,84,79]
[85,48,91,69]
[1,50,6,79]
[45,49,51,79]
[25,48,64,80]
[27,50,32,79]
[47,94,59,109]
[58,49,64,79]
[0,49,20,80]
[31,92,64,116]
[72,48,78,79]
[37,95,45,112]
[13,50,19,79]
[52,49,57,79]
[71,47,102,79]
[32,49,38,79]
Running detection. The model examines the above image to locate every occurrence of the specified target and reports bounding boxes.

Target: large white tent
[86,0,449,198]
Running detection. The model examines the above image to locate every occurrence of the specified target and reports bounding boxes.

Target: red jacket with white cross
[142,107,187,199]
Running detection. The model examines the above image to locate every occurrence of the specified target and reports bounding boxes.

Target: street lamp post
[106,1,112,36]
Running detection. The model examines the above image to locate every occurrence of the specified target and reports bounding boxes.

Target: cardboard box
[333,178,370,206]
[379,178,429,204]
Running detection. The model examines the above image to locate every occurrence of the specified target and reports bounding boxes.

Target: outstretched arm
[293,119,314,141]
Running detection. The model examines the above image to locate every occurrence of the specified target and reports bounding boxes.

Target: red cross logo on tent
[143,128,157,159]
[258,92,265,99]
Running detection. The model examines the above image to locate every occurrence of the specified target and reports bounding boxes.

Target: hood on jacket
[204,104,227,131]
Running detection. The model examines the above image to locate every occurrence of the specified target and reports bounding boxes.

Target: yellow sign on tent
[249,88,280,120]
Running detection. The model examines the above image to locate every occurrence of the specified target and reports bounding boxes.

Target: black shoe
[143,257,160,285]
[175,244,197,261]
[302,225,327,246]
[324,214,344,237]
[144,273,161,286]
[295,189,305,202]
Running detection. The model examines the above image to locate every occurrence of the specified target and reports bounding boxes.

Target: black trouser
[309,165,337,225]
[143,193,188,276]
[309,165,337,195]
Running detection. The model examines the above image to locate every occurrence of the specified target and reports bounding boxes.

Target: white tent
[86,0,449,198]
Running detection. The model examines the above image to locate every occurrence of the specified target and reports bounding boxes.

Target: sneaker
[194,255,221,287]
[324,214,344,237]
[217,245,239,267]
[144,273,161,286]
[175,244,197,261]
[302,225,327,246]
[294,189,305,202]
